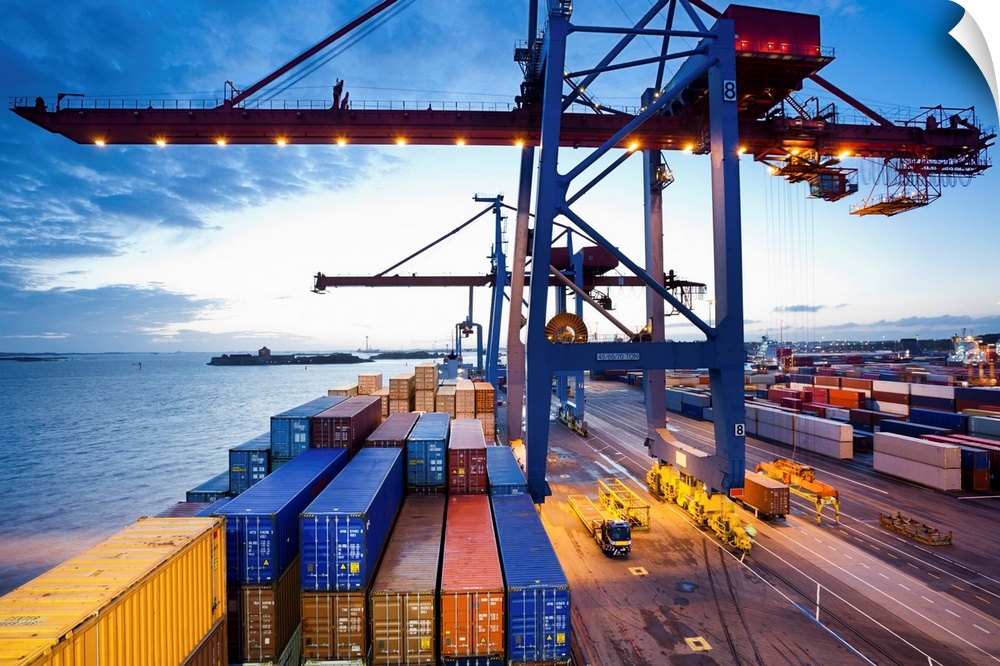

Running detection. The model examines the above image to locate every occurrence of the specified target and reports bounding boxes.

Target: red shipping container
[439,495,504,661]
[448,419,488,494]
[366,411,420,448]
[311,396,383,455]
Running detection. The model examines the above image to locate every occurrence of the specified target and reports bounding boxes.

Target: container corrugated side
[230,432,272,495]
[215,448,348,584]
[0,517,225,666]
[301,447,405,591]
[370,496,445,666]
[271,395,348,459]
[873,451,962,490]
[440,495,504,662]
[407,412,451,491]
[491,494,570,665]
[741,473,790,518]
[186,469,231,503]
[232,555,301,664]
[448,418,488,495]
[874,432,961,468]
[181,617,226,666]
[301,590,368,662]
[486,445,529,496]
[366,411,421,448]
[311,395,384,455]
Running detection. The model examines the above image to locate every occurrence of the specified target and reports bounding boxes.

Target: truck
[568,494,631,556]
[734,472,790,520]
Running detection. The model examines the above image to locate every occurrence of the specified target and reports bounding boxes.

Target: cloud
[775,304,825,313]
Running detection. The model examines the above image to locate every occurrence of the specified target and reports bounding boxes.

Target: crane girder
[311,272,656,290]
[10,103,988,167]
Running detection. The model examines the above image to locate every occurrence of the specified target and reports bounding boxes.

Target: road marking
[879,572,890,579]
[974,595,991,604]
[921,596,934,604]
[973,624,990,634]
[907,562,919,570]
[947,609,960,618]
[899,584,910,591]
[859,562,870,569]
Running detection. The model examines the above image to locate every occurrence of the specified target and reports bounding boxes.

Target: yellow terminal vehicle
[568,494,632,556]
[647,461,754,554]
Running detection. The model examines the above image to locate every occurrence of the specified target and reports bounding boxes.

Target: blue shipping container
[186,470,230,503]
[491,494,570,664]
[270,395,347,459]
[215,447,348,584]
[301,447,405,591]
[485,445,528,496]
[406,411,450,488]
[230,432,272,495]
[909,408,968,433]
[879,419,951,438]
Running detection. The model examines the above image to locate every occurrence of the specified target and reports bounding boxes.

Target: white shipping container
[873,451,962,491]
[873,400,910,417]
[757,406,795,429]
[909,383,956,400]
[795,432,853,460]
[757,422,794,446]
[873,432,961,468]
[825,407,851,422]
[793,414,852,442]
[872,379,910,396]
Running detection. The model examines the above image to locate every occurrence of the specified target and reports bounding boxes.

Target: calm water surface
[0,352,427,594]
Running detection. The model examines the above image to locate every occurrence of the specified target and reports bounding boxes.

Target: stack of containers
[0,517,226,666]
[328,383,360,397]
[910,383,956,412]
[455,378,476,420]
[300,447,405,662]
[791,413,853,459]
[449,418,489,494]
[270,395,347,466]
[389,373,416,414]
[873,431,961,490]
[474,380,497,442]
[373,386,392,417]
[214,448,349,664]
[369,496,446,665]
[440,495,505,665]
[311,395,383,456]
[436,382,457,417]
[407,411,451,494]
[414,363,439,412]
[229,432,271,495]
[366,411,420,448]
[186,471,230,503]
[491,494,571,665]
[358,372,383,396]
[485,445,529,496]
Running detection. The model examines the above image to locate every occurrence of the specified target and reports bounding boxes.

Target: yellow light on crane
[628,141,639,152]
[790,148,800,156]
[838,150,852,159]
[216,138,227,146]
[276,137,287,146]
[738,146,747,155]
[396,138,407,146]
[94,138,106,146]
[515,139,525,148]
[456,138,466,146]
[683,144,694,153]
[154,138,166,147]
[336,138,347,146]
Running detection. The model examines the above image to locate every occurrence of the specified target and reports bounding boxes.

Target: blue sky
[1,0,997,353]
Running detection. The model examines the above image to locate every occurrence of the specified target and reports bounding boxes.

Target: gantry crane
[11,1,993,501]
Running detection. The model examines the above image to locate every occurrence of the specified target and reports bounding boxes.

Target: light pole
[706,299,714,328]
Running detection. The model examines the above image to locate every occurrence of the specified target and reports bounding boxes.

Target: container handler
[756,458,840,524]
[568,494,631,556]
[647,462,754,554]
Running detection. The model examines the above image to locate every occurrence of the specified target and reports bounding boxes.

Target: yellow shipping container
[0,516,226,666]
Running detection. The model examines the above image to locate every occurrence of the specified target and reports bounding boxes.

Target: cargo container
[181,618,226,666]
[370,496,446,666]
[271,395,347,459]
[486,445,529,496]
[880,419,952,439]
[231,555,301,664]
[301,447,405,591]
[0,517,225,666]
[722,4,822,57]
[158,500,213,517]
[873,451,962,491]
[230,431,272,495]
[440,495,505,663]
[311,395,384,455]
[215,448,348,584]
[407,411,450,492]
[186,469,231,503]
[301,590,367,662]
[874,432,961,468]
[491,494,571,665]
[366,411,421,448]
[739,472,790,520]
[449,418,489,494]
[910,408,968,432]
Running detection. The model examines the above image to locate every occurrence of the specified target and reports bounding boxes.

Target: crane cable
[254,0,416,105]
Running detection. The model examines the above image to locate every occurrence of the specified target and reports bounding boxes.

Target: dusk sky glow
[1,1,998,354]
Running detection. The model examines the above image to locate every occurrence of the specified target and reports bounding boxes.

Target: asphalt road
[505,379,1000,666]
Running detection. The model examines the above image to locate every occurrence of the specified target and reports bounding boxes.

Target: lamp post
[706,299,714,328]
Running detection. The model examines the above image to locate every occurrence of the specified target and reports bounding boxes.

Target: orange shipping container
[439,495,504,661]
[370,496,445,665]
[302,591,368,662]
[0,517,226,666]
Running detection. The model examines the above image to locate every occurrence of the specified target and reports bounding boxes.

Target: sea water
[0,351,430,595]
